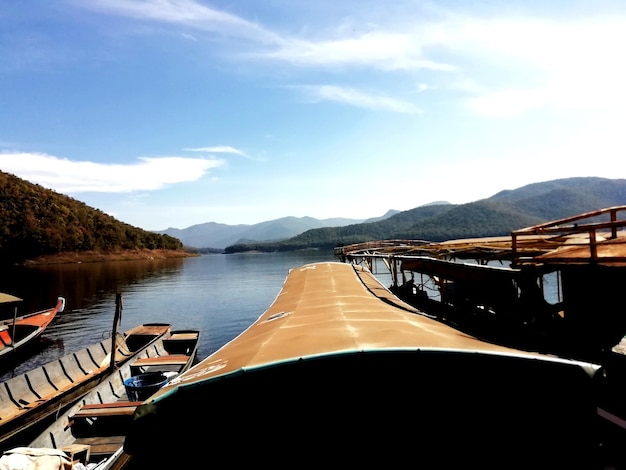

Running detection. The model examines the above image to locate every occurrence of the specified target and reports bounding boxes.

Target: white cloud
[468,88,550,117]
[261,31,457,72]
[299,85,422,114]
[184,146,249,157]
[73,1,626,118]
[0,152,222,193]
[442,15,626,117]
[79,0,282,44]
[79,1,458,72]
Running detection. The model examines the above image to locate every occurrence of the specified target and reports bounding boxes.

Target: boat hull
[126,349,598,468]
[124,262,601,468]
[26,329,200,469]
[0,323,171,452]
[0,297,65,367]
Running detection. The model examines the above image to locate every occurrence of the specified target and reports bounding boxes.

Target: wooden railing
[511,206,626,263]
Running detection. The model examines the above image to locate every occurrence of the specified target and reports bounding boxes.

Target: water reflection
[14,258,186,310]
[0,251,336,381]
[0,258,186,380]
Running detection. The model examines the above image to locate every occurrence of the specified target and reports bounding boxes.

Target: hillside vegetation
[225,177,626,253]
[4,171,626,262]
[0,171,184,265]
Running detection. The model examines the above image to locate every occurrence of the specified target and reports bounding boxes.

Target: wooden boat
[21,328,200,469]
[0,294,65,363]
[0,293,172,453]
[335,206,626,362]
[123,262,603,468]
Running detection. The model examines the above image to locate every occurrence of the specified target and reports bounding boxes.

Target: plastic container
[124,372,169,401]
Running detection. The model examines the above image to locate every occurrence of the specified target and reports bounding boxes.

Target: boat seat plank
[131,354,189,367]
[168,333,197,341]
[72,401,142,419]
[73,436,125,457]
[60,444,90,464]
[127,325,170,337]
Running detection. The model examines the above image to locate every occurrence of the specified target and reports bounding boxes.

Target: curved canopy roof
[149,261,598,403]
[0,293,22,304]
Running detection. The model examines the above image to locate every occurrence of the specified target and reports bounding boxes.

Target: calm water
[0,250,361,381]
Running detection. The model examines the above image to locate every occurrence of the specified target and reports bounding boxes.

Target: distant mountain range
[157,210,402,250]
[4,168,625,264]
[159,177,626,251]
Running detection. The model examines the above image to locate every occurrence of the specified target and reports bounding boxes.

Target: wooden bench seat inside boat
[71,401,141,419]
[131,354,190,368]
[123,324,171,352]
[162,331,198,355]
[60,443,90,465]
[70,402,140,438]
[168,332,197,341]
[72,436,125,459]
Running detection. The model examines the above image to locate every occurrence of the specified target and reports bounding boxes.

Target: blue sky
[2,1,625,231]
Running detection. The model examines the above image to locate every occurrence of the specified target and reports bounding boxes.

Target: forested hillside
[4,170,626,262]
[225,177,626,253]
[0,171,184,264]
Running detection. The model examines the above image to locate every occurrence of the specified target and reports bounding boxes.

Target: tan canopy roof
[0,293,22,304]
[152,261,592,402]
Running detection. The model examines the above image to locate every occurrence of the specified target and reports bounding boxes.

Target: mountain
[0,170,184,265]
[4,170,626,261]
[157,210,401,249]
[224,177,626,253]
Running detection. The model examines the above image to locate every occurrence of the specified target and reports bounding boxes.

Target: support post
[110,293,122,372]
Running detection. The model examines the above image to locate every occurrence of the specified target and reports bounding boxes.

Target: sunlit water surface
[0,250,358,380]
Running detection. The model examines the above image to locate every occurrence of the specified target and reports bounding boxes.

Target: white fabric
[0,447,73,470]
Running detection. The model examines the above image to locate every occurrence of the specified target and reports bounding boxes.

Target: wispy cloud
[47,1,626,120]
[184,146,250,157]
[78,0,282,44]
[260,32,457,72]
[78,0,456,72]
[298,85,422,114]
[0,152,222,193]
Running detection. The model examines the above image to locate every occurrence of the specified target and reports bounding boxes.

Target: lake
[1,250,391,381]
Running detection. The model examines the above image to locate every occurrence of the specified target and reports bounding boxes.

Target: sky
[2,1,626,231]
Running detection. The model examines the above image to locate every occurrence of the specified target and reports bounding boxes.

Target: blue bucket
[124,372,168,401]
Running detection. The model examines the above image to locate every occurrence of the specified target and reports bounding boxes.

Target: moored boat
[334,206,626,362]
[0,294,65,365]
[17,328,200,469]
[0,293,172,453]
[123,262,603,468]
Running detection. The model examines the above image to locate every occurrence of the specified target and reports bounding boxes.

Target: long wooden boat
[334,206,626,362]
[0,308,172,453]
[0,294,65,363]
[122,262,603,468]
[16,328,200,470]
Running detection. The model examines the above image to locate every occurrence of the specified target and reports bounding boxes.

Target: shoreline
[21,249,200,266]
